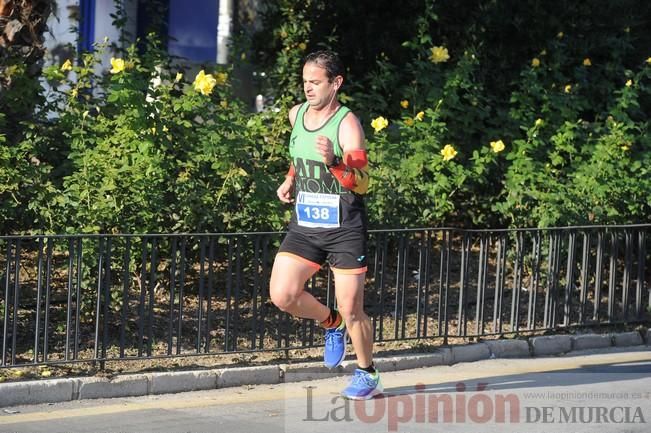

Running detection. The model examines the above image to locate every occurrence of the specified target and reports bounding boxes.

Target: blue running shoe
[323,323,347,368]
[341,368,383,400]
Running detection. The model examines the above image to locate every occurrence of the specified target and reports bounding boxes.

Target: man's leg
[333,272,373,368]
[334,271,382,399]
[269,254,329,321]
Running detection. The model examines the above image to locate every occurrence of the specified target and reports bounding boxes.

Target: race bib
[295,191,340,228]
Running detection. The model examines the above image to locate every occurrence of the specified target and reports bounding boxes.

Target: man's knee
[270,283,298,311]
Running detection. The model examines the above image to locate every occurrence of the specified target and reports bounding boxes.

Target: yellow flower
[371,116,389,133]
[535,118,544,127]
[220,100,228,109]
[557,31,564,39]
[404,118,414,126]
[214,72,228,85]
[70,88,78,98]
[490,139,505,153]
[109,57,125,74]
[646,57,651,65]
[621,145,630,152]
[441,144,457,161]
[564,84,572,93]
[429,46,450,64]
[400,100,409,109]
[40,370,52,378]
[625,79,632,87]
[193,70,217,95]
[162,125,169,132]
[175,72,183,82]
[531,58,541,67]
[61,59,73,71]
[415,111,425,121]
[583,58,592,66]
[298,42,307,51]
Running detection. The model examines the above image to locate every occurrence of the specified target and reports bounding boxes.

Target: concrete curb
[0,378,74,407]
[149,370,218,395]
[1,331,648,407]
[571,334,612,351]
[451,342,491,363]
[484,339,531,358]
[530,335,572,356]
[217,365,280,388]
[78,375,149,400]
[612,331,643,347]
[375,350,450,372]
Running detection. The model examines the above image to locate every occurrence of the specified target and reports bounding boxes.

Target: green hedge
[1,0,650,234]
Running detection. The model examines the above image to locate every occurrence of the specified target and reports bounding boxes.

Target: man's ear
[333,75,344,90]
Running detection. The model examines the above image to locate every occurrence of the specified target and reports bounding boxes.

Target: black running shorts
[277,228,368,274]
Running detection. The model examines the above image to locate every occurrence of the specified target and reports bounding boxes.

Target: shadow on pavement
[383,359,651,397]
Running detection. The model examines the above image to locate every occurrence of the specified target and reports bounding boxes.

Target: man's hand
[276,176,295,203]
[315,135,336,166]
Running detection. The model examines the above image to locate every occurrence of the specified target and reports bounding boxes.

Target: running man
[269,50,381,400]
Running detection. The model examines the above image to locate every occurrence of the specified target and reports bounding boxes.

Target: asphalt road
[1,347,650,433]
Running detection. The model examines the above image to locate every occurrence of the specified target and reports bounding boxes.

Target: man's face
[302,62,338,109]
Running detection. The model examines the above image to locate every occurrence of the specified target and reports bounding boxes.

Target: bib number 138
[303,207,331,221]
[296,192,340,228]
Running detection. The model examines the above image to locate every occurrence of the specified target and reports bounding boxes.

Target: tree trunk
[0,0,55,134]
[1,0,55,82]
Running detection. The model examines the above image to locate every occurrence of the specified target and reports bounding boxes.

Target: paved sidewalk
[1,346,650,433]
[0,330,649,408]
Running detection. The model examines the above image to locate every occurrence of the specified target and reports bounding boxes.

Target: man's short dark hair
[304,50,344,82]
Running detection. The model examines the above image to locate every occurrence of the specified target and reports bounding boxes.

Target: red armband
[328,149,370,194]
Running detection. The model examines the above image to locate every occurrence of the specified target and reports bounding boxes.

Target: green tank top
[289,102,348,193]
[288,102,367,231]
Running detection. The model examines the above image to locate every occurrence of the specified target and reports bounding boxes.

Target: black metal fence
[1,225,650,368]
